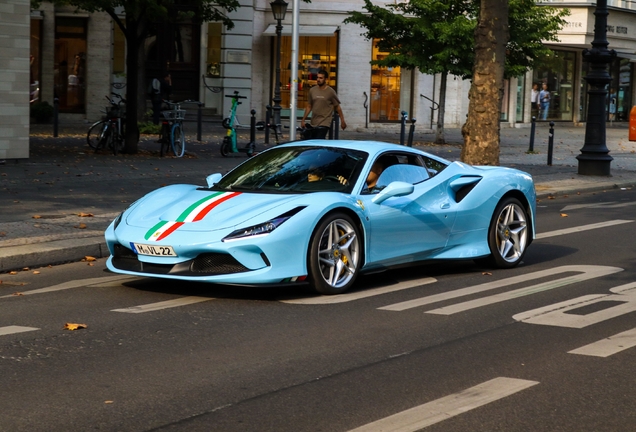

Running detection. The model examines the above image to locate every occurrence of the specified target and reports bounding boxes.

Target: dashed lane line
[536,219,633,239]
[0,326,40,336]
[111,297,213,313]
[569,327,636,358]
[0,275,138,299]
[347,377,539,432]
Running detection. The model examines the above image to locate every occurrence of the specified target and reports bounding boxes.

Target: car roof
[279,139,446,161]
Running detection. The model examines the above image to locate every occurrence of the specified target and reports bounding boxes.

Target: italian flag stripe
[192,192,241,222]
[143,192,241,241]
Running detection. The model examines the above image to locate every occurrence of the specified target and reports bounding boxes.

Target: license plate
[131,243,178,257]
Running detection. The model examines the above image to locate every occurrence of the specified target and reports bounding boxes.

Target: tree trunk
[460,0,509,165]
[435,72,448,144]
[137,39,147,122]
[123,15,142,154]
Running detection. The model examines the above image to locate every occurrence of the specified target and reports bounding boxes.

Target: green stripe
[175,192,223,222]
[145,220,169,240]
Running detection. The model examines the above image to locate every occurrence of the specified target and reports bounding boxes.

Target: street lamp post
[576,0,615,176]
[270,0,288,133]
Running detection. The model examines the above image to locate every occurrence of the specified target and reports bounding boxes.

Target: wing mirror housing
[372,181,414,204]
[206,173,222,188]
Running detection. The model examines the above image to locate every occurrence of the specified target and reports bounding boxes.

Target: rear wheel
[308,213,361,295]
[87,120,106,149]
[478,197,529,268]
[171,123,185,157]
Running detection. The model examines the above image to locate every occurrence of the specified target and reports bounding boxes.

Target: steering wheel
[323,175,349,186]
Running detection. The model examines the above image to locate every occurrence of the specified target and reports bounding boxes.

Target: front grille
[114,243,137,259]
[190,253,249,274]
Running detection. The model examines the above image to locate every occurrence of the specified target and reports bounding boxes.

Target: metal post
[197,102,203,142]
[547,121,555,166]
[576,0,614,175]
[250,109,256,145]
[53,97,59,138]
[400,111,407,145]
[273,20,283,135]
[407,117,416,147]
[265,105,271,144]
[363,92,369,128]
[528,116,536,152]
[333,111,340,140]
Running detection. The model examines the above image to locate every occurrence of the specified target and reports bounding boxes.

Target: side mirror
[372,181,414,204]
[206,173,222,188]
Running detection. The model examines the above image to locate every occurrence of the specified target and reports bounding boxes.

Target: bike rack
[419,93,439,130]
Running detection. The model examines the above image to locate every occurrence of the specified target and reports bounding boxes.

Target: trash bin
[630,106,636,141]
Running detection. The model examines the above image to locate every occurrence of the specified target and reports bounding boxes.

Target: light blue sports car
[105,140,536,295]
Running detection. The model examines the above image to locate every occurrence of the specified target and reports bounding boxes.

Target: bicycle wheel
[96,123,111,153]
[112,129,123,156]
[87,120,107,149]
[171,123,185,157]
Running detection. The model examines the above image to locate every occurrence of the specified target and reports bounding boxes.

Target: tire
[171,123,185,157]
[308,212,362,295]
[98,124,111,153]
[87,120,106,149]
[478,197,530,269]
[220,136,231,157]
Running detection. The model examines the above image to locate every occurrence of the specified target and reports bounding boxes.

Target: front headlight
[222,207,305,242]
[113,212,124,230]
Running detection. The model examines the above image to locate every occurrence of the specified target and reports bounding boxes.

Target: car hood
[126,186,303,232]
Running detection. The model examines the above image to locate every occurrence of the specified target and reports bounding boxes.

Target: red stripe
[192,192,240,222]
[156,222,184,241]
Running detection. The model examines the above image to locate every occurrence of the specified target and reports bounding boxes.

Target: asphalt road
[1,188,636,431]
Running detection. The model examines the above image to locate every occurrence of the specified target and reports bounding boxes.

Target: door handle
[441,202,450,209]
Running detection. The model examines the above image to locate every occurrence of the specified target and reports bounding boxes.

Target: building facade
[21,0,636,161]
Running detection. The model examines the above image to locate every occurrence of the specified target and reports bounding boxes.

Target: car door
[360,159,458,266]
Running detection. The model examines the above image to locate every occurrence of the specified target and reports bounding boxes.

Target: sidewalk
[2,120,635,273]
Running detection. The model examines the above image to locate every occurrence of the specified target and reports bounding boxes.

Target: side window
[363,152,429,194]
[422,156,448,177]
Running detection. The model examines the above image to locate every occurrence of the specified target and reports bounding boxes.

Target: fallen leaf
[85,256,97,262]
[9,271,17,275]
[77,212,94,217]
[75,223,87,229]
[32,215,42,219]
[22,267,29,271]
[13,292,23,296]
[33,271,40,275]
[560,213,568,217]
[64,323,87,331]
[482,272,492,276]
[104,401,114,404]
[0,232,5,237]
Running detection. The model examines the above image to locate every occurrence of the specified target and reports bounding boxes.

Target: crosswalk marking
[536,220,633,239]
[0,275,137,299]
[280,277,437,305]
[347,377,539,432]
[0,326,39,336]
[569,327,636,357]
[111,296,213,313]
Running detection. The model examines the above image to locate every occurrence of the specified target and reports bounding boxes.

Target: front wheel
[308,213,362,295]
[87,120,106,149]
[220,136,231,157]
[171,123,185,157]
[478,197,529,269]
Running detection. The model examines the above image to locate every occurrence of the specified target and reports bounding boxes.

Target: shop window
[278,34,338,113]
[54,17,87,113]
[206,23,222,77]
[533,49,575,121]
[370,40,402,122]
[500,79,510,122]
[30,17,43,103]
[580,56,632,123]
[515,76,525,122]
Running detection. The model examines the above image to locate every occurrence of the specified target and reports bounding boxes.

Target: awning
[263,25,339,37]
[615,51,636,62]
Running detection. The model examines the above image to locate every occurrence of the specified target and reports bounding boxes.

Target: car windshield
[215,146,368,193]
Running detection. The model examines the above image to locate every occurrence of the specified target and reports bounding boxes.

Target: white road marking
[111,296,213,313]
[536,220,633,239]
[280,278,437,304]
[0,326,40,336]
[379,265,622,312]
[561,202,636,211]
[0,275,137,299]
[536,219,634,239]
[347,377,539,432]
[569,327,636,357]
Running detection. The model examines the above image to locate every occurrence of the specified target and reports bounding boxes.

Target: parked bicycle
[220,91,255,157]
[87,93,126,155]
[158,100,186,157]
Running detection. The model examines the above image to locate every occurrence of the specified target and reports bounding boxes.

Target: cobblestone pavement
[1,119,635,272]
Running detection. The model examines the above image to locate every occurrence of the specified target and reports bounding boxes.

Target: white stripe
[149,221,181,240]
[569,327,636,357]
[0,326,40,336]
[347,377,539,432]
[379,265,622,313]
[111,296,212,313]
[281,278,436,304]
[536,220,633,239]
[183,193,230,223]
[0,275,137,299]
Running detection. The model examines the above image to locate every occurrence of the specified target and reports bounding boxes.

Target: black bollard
[265,105,271,144]
[250,109,256,144]
[547,121,555,166]
[197,102,203,142]
[528,116,536,152]
[400,111,407,145]
[53,97,59,138]
[333,111,340,140]
[407,117,416,147]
